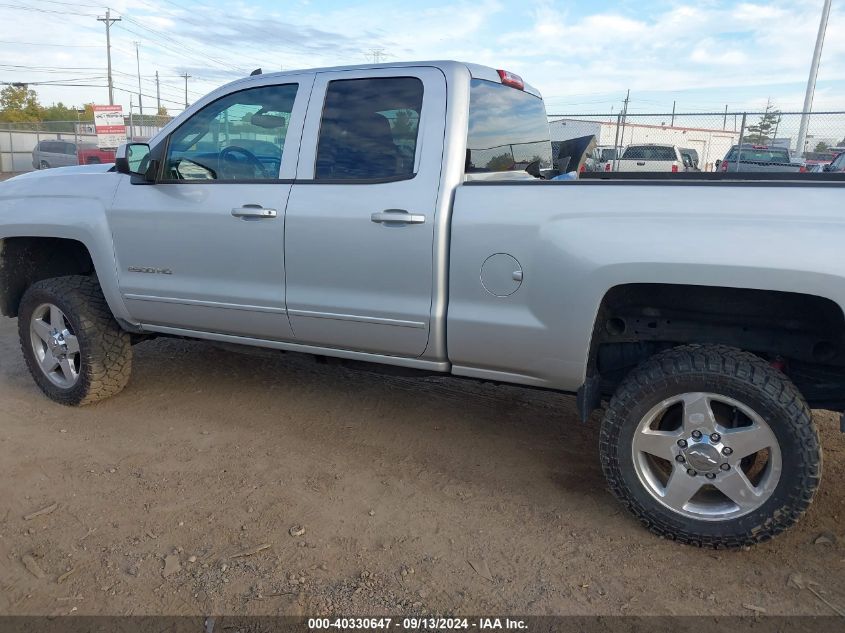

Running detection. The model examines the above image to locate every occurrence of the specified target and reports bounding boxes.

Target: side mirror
[823,164,831,172]
[115,143,153,178]
[525,159,542,178]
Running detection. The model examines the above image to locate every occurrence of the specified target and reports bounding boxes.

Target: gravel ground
[0,315,843,617]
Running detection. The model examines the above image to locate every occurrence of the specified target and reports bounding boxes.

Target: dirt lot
[0,315,843,618]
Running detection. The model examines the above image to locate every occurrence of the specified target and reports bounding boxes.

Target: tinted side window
[315,77,423,181]
[164,83,298,181]
[41,141,58,153]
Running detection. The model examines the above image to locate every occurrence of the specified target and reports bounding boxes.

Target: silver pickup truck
[1,61,844,549]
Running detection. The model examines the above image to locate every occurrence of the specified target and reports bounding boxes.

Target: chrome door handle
[370,209,426,225]
[231,205,277,219]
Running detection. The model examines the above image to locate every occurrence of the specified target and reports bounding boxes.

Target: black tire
[600,344,821,548]
[18,275,132,406]
[40,160,50,170]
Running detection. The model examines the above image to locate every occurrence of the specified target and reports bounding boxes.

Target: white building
[549,117,741,170]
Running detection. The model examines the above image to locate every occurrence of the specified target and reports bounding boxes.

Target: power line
[0,64,109,71]
[112,82,185,107]
[0,39,101,48]
[0,3,97,16]
[117,14,245,73]
[112,22,242,77]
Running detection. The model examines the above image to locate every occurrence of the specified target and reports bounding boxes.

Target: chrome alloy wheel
[29,303,81,389]
[632,392,782,521]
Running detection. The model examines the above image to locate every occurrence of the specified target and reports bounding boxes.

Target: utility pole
[181,73,191,109]
[670,100,676,127]
[368,48,386,63]
[613,89,630,171]
[723,104,728,130]
[134,42,143,122]
[97,9,121,105]
[796,0,832,158]
[155,71,161,113]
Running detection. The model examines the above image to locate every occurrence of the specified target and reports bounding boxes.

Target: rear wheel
[39,160,49,169]
[600,344,821,548]
[18,276,132,406]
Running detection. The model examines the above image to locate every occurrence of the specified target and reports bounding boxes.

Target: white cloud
[0,0,843,116]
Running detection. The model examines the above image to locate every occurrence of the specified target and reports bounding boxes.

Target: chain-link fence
[0,117,170,172]
[4,111,844,175]
[548,111,845,173]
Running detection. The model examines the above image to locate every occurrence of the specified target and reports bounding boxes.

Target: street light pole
[795,0,832,158]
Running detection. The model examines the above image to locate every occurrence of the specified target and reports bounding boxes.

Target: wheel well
[0,237,95,318]
[590,283,845,410]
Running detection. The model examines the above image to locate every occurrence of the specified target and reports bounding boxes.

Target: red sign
[92,105,126,149]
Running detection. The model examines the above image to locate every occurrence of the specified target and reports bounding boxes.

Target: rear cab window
[465,78,552,176]
[622,146,677,161]
[726,147,791,163]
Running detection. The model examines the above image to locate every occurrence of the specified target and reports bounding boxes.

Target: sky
[1,0,843,117]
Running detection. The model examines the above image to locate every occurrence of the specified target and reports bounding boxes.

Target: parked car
[718,144,804,173]
[616,143,685,172]
[680,147,700,171]
[77,144,116,165]
[3,60,845,549]
[31,140,79,169]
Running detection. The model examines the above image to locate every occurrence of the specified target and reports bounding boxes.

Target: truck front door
[284,68,446,357]
[109,77,311,340]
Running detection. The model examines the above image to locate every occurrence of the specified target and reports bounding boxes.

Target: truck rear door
[284,67,447,357]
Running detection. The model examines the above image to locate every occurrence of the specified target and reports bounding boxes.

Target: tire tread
[600,344,821,548]
[18,275,132,406]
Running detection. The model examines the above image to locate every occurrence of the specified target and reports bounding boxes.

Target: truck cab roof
[222,60,542,98]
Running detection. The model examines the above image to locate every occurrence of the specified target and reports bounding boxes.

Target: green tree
[0,84,41,122]
[485,152,514,171]
[814,141,829,152]
[391,109,415,138]
[745,103,781,144]
[157,105,168,117]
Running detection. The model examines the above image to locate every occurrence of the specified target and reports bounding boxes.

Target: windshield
[725,147,791,163]
[466,78,552,173]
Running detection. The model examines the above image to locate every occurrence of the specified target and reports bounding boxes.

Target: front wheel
[18,276,133,406]
[600,344,821,548]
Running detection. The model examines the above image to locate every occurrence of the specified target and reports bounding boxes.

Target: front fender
[0,169,132,322]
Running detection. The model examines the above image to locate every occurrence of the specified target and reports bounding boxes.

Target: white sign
[93,105,126,149]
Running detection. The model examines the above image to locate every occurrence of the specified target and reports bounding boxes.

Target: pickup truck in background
[615,143,685,172]
[2,60,844,549]
[77,144,117,165]
[718,144,805,173]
